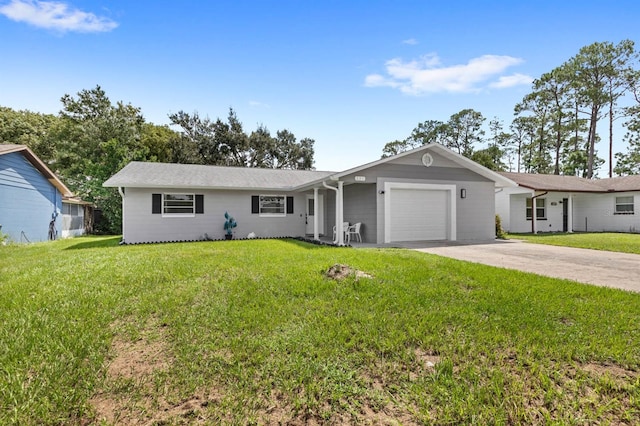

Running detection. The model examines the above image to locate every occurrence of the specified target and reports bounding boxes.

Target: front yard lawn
[1,237,639,424]
[509,232,640,254]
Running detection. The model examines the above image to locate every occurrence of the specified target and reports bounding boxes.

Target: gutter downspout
[322,181,345,245]
[530,191,547,234]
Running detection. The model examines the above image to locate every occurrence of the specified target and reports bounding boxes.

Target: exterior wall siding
[572,192,640,233]
[0,152,61,242]
[122,188,308,244]
[342,184,376,243]
[455,180,496,240]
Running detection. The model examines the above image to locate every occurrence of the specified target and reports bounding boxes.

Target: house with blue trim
[0,144,85,243]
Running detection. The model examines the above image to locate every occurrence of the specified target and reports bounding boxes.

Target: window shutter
[286,196,294,214]
[195,194,204,214]
[152,193,162,214]
[251,195,259,214]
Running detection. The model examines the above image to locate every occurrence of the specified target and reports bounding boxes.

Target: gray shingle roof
[499,172,640,193]
[103,161,335,190]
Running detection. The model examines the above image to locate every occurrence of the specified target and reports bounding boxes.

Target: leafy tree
[247,125,277,167]
[408,119,449,146]
[445,109,485,157]
[471,146,505,171]
[0,107,59,162]
[140,123,181,163]
[515,83,554,173]
[381,120,448,157]
[509,116,536,173]
[569,41,634,178]
[169,109,315,169]
[521,66,576,175]
[486,117,510,171]
[381,139,410,158]
[213,108,249,167]
[614,88,640,175]
[379,110,486,163]
[167,110,217,165]
[603,40,636,177]
[54,85,147,234]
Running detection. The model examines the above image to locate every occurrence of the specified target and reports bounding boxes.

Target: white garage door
[389,188,448,241]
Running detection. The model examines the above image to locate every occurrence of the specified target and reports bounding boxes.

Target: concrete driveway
[405,239,640,293]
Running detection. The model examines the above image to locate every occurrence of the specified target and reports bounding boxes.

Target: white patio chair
[346,222,362,244]
[332,222,349,242]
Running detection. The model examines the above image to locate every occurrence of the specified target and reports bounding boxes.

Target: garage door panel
[389,188,448,241]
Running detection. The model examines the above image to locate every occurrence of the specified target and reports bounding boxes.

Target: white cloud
[402,38,418,45]
[0,0,118,33]
[489,73,533,89]
[365,53,532,95]
[249,100,270,108]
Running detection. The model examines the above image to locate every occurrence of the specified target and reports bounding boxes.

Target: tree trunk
[586,106,599,179]
[554,114,562,175]
[609,92,614,178]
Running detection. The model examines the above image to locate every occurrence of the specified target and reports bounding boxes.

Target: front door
[305,194,324,235]
[562,198,568,232]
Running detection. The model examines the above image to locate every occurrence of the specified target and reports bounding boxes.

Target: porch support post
[531,192,537,234]
[567,193,573,233]
[322,180,345,246]
[313,187,319,240]
[337,181,344,246]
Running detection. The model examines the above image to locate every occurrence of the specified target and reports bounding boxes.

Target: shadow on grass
[281,237,341,250]
[64,236,122,250]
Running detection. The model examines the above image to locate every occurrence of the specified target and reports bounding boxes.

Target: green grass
[1,236,639,424]
[508,232,640,254]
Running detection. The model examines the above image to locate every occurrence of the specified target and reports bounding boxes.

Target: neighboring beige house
[496,172,640,234]
[103,144,516,245]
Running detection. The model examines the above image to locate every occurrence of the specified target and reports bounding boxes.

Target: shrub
[495,214,507,239]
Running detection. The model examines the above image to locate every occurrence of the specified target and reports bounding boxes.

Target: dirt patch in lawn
[255,388,419,426]
[89,317,224,425]
[325,264,373,280]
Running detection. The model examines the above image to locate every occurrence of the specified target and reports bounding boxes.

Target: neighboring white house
[496,172,640,233]
[103,144,516,245]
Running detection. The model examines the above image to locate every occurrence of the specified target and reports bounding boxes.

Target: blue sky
[1,0,639,172]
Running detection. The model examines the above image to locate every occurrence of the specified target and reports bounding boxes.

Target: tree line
[0,86,315,234]
[4,40,640,236]
[382,40,640,178]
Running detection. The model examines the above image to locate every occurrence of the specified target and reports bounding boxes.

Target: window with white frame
[615,196,634,214]
[526,197,546,219]
[163,193,195,215]
[259,195,286,216]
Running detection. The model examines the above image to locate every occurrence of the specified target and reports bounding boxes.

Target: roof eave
[517,183,609,193]
[2,145,74,197]
[103,182,298,192]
